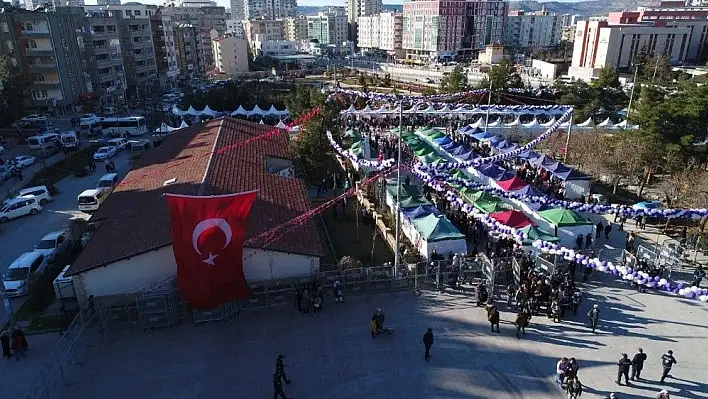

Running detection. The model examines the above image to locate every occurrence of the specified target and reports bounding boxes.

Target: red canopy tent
[490,210,536,228]
[497,176,529,191]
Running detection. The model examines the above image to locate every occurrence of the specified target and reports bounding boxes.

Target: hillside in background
[297,4,403,15]
[510,0,660,16]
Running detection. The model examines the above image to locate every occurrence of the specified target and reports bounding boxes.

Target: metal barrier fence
[24,299,107,399]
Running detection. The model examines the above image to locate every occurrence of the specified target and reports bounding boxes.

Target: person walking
[585,233,593,249]
[11,329,25,361]
[423,328,434,362]
[566,375,583,399]
[660,350,677,383]
[656,389,670,399]
[556,357,570,387]
[631,348,647,380]
[0,330,11,359]
[333,280,343,303]
[596,221,603,239]
[273,372,289,399]
[587,304,600,332]
[275,355,291,385]
[617,353,632,385]
[487,304,501,333]
[604,222,612,240]
[515,309,530,339]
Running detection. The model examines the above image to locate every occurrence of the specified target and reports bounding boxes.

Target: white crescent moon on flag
[191,218,233,255]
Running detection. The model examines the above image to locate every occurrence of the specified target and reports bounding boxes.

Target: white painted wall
[78,245,319,299]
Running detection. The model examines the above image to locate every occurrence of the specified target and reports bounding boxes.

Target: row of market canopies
[342,104,572,116]
[172,104,290,117]
[459,117,637,131]
[155,119,289,134]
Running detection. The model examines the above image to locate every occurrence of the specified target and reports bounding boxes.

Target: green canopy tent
[519,225,560,245]
[414,146,435,157]
[427,131,447,140]
[344,129,361,139]
[412,214,466,242]
[469,191,499,203]
[391,127,412,137]
[350,141,363,149]
[350,147,364,156]
[451,170,467,179]
[399,196,432,209]
[421,154,443,165]
[539,209,593,226]
[473,199,512,214]
[459,188,480,202]
[417,127,436,136]
[386,184,422,201]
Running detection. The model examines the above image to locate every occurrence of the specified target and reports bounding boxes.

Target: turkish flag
[166,191,258,309]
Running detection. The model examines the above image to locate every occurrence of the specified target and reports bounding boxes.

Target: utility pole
[651,54,661,84]
[484,79,493,130]
[393,97,404,276]
[563,113,573,163]
[626,65,639,125]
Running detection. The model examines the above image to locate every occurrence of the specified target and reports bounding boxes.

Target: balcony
[31,80,60,86]
[28,63,57,72]
[96,57,113,65]
[21,29,50,36]
[25,48,54,56]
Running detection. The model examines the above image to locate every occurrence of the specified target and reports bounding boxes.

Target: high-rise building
[285,16,308,41]
[402,0,507,61]
[242,18,285,43]
[358,12,403,58]
[173,23,200,79]
[346,0,382,42]
[151,9,179,90]
[160,5,226,73]
[85,9,127,109]
[230,0,244,20]
[0,6,93,114]
[85,4,160,100]
[97,0,121,5]
[211,34,249,74]
[243,0,297,19]
[506,9,562,50]
[306,12,347,45]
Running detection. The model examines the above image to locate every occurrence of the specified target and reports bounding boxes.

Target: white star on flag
[202,252,218,266]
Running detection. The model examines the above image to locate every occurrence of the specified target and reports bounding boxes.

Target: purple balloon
[672,288,680,294]
[627,268,634,274]
[678,283,686,289]
[654,276,660,282]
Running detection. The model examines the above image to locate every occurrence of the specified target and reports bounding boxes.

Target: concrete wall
[77,245,319,300]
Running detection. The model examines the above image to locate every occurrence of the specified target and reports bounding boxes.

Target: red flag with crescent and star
[166,191,258,309]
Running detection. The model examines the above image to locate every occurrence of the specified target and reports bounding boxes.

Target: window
[24,23,33,31]
[30,256,44,272]
[135,10,141,16]
[1,23,8,33]
[34,74,45,82]
[25,40,37,49]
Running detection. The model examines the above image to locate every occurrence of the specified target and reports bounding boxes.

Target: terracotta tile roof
[67,117,324,276]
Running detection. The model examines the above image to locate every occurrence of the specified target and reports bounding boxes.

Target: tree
[593,66,621,90]
[642,55,672,85]
[358,74,369,92]
[0,55,27,127]
[440,65,468,93]
[488,59,524,91]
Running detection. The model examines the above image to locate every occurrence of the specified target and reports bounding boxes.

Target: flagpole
[484,80,492,130]
[394,97,403,275]
[626,66,639,125]
[563,113,572,163]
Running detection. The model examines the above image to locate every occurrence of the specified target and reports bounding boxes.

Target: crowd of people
[0,326,28,361]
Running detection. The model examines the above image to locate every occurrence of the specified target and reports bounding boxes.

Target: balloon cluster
[343,103,573,116]
[411,163,705,302]
[328,88,487,103]
[419,108,573,172]
[326,131,395,170]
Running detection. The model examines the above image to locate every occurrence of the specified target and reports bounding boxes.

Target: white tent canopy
[178,120,189,129]
[486,118,502,128]
[259,119,265,124]
[576,118,595,128]
[597,117,612,127]
[504,117,521,127]
[249,105,266,117]
[171,105,186,116]
[522,118,540,129]
[541,117,556,127]
[231,105,248,116]
[185,106,200,116]
[201,105,219,117]
[276,120,287,129]
[154,123,177,133]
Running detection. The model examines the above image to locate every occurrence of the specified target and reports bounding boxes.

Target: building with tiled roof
[67,117,324,301]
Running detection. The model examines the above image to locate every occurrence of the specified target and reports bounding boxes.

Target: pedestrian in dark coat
[275,355,291,384]
[604,223,612,240]
[0,330,11,358]
[587,304,600,332]
[596,222,603,239]
[487,304,500,332]
[617,353,632,385]
[273,372,289,399]
[11,329,25,360]
[515,310,530,339]
[660,350,677,383]
[423,328,434,362]
[631,348,647,380]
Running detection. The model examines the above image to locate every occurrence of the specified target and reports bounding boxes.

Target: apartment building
[505,10,562,50]
[242,18,285,43]
[358,12,403,58]
[346,0,383,42]
[230,0,244,20]
[151,9,179,90]
[226,19,245,38]
[160,5,226,73]
[570,20,690,81]
[285,16,308,41]
[242,0,297,19]
[402,0,508,61]
[85,9,127,108]
[97,0,121,5]
[174,23,200,79]
[307,12,347,45]
[211,34,248,74]
[0,6,92,114]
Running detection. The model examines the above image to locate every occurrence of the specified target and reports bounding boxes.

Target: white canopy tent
[231,105,248,117]
[597,117,612,127]
[178,120,189,129]
[522,118,541,129]
[541,117,556,127]
[504,117,521,127]
[154,123,177,133]
[276,120,287,129]
[201,105,219,117]
[184,106,200,117]
[249,105,266,117]
[171,105,186,116]
[575,118,595,129]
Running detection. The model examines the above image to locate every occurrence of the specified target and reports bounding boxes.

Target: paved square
[55,274,708,399]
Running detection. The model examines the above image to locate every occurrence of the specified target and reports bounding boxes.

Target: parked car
[93,146,117,161]
[0,197,42,222]
[21,114,47,123]
[2,252,48,297]
[107,137,129,152]
[17,185,52,205]
[0,164,16,182]
[34,230,72,262]
[12,155,36,168]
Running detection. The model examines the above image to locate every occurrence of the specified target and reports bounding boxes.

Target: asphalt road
[0,143,132,325]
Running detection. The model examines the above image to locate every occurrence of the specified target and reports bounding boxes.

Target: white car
[0,197,42,222]
[107,138,128,152]
[17,185,52,205]
[12,155,36,168]
[80,113,99,123]
[34,230,72,263]
[21,114,47,123]
[2,252,48,297]
[93,146,117,161]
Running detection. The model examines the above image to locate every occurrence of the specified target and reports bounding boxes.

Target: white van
[17,185,52,205]
[96,173,119,191]
[2,252,48,297]
[60,130,80,150]
[107,137,128,152]
[77,189,108,213]
[28,132,61,153]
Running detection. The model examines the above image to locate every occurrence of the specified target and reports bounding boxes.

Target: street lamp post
[393,97,404,276]
[484,80,493,130]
